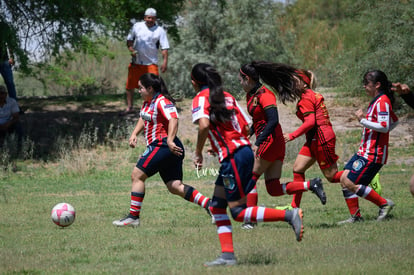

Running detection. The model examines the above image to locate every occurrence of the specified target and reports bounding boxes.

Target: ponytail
[139,73,175,103]
[191,63,233,123]
[363,70,395,105]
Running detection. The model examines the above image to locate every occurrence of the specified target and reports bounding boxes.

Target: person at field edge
[238,62,327,230]
[120,8,170,116]
[391,82,414,196]
[0,84,23,150]
[337,70,398,224]
[0,22,18,103]
[113,73,211,227]
[190,63,304,267]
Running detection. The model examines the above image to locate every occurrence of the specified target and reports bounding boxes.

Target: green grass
[1,92,414,274]
[1,160,414,274]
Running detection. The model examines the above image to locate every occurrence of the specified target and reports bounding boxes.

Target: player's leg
[113,167,147,227]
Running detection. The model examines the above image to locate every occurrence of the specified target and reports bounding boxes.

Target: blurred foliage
[2,0,413,99]
[165,0,291,98]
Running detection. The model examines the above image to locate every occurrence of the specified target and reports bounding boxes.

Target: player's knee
[230,204,246,221]
[210,196,227,209]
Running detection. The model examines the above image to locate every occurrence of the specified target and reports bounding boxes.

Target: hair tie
[296,70,310,86]
[239,68,248,77]
[191,73,207,85]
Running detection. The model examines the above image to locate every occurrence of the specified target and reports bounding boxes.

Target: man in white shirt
[121,8,170,115]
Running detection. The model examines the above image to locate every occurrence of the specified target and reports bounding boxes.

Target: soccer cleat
[241,222,257,230]
[112,214,140,227]
[309,177,326,205]
[275,205,293,211]
[288,208,304,242]
[369,173,382,196]
[204,255,237,267]
[337,209,364,225]
[377,199,395,221]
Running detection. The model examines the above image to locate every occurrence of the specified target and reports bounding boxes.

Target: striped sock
[211,207,234,253]
[356,185,387,207]
[130,192,145,218]
[184,186,210,209]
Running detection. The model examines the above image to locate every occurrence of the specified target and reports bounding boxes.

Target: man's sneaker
[112,214,140,227]
[377,199,395,221]
[204,255,237,267]
[275,205,293,210]
[309,177,326,205]
[337,209,364,225]
[288,208,304,242]
[241,222,257,230]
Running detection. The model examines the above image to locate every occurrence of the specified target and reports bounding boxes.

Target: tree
[165,0,291,98]
[0,0,184,69]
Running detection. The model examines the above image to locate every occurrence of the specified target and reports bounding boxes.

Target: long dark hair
[191,63,233,123]
[240,61,313,104]
[139,73,175,103]
[363,70,395,105]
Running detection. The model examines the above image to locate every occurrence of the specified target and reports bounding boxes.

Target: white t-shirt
[127,22,170,65]
[0,97,19,124]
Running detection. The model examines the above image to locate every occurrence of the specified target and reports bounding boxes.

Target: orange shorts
[126,64,159,90]
[298,137,338,170]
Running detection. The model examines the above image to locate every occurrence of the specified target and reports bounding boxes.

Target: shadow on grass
[18,94,137,160]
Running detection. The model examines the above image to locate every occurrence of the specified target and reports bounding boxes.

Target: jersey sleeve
[259,91,277,110]
[192,95,210,124]
[289,96,316,140]
[159,98,178,120]
[360,97,393,133]
[159,28,170,50]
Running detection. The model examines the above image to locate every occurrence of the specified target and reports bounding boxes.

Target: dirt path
[19,91,414,163]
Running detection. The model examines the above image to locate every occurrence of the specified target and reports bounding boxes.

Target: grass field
[1,95,414,274]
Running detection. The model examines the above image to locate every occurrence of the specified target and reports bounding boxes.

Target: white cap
[144,8,157,17]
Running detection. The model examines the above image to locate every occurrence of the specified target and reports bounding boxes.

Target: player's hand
[355,109,364,121]
[168,140,183,156]
[129,135,137,148]
[283,133,291,143]
[193,154,203,170]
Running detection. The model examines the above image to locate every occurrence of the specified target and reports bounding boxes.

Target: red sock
[331,171,344,183]
[356,185,387,206]
[235,206,286,223]
[246,185,258,207]
[211,207,233,253]
[342,188,360,216]
[184,187,210,208]
[291,172,305,208]
[130,192,145,218]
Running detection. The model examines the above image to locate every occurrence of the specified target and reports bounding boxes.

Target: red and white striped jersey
[192,88,251,162]
[357,93,398,164]
[139,93,178,145]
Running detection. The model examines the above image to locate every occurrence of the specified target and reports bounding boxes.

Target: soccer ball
[51,202,76,227]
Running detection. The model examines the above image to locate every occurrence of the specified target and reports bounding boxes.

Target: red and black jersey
[246,85,283,145]
[290,89,336,145]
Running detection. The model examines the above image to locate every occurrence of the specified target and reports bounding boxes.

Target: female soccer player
[190,63,304,267]
[338,70,398,223]
[238,63,326,229]
[113,73,211,227]
[236,61,341,209]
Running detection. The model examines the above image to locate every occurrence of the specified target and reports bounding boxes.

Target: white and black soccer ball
[51,202,76,227]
